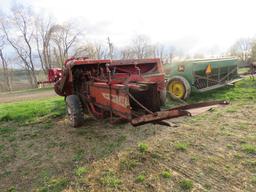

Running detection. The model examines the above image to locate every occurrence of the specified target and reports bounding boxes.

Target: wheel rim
[168,80,185,99]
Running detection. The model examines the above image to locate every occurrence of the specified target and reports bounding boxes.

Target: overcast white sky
[2,0,256,55]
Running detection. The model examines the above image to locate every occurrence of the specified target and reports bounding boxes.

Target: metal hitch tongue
[131,100,229,126]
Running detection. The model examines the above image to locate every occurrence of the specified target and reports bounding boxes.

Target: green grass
[73,149,85,162]
[7,187,16,192]
[120,159,140,171]
[174,142,189,151]
[243,160,256,168]
[0,127,16,136]
[252,176,256,185]
[0,97,65,124]
[241,144,256,154]
[37,177,68,192]
[161,170,172,178]
[135,173,145,182]
[238,67,250,74]
[0,76,255,191]
[138,143,148,153]
[187,78,256,103]
[0,144,4,153]
[75,167,89,177]
[103,135,126,154]
[179,179,193,190]
[100,170,121,188]
[164,78,256,109]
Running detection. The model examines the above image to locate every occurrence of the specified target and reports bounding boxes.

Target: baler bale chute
[165,58,240,100]
[52,57,229,127]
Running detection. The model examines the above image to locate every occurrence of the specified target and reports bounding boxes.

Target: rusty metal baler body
[54,58,167,125]
[54,57,229,127]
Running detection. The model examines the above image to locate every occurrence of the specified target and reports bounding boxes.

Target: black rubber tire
[65,95,84,127]
[167,76,191,100]
[159,90,167,106]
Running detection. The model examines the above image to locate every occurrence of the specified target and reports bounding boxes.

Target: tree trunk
[0,49,12,91]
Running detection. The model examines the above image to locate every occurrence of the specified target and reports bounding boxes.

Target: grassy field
[0,78,256,191]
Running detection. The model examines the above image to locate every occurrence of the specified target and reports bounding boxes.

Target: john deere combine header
[165,58,240,99]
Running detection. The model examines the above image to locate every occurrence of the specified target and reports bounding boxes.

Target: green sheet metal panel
[165,57,239,92]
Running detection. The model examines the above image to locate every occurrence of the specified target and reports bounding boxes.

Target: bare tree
[95,43,107,59]
[152,43,172,64]
[0,35,12,91]
[132,35,152,59]
[251,40,256,62]
[74,42,107,59]
[107,37,114,59]
[74,44,96,58]
[0,5,38,87]
[121,35,168,60]
[120,46,134,59]
[34,15,55,74]
[51,23,80,68]
[229,38,252,65]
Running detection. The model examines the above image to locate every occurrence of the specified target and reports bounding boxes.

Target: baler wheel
[159,90,167,106]
[66,95,84,127]
[167,76,191,100]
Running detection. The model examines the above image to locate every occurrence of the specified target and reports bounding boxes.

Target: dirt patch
[1,79,256,191]
[0,101,256,191]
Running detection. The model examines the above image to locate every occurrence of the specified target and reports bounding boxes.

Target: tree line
[0,4,256,92]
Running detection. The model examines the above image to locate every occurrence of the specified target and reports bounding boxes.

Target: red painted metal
[53,57,229,126]
[131,100,229,126]
[37,68,63,85]
[131,109,190,126]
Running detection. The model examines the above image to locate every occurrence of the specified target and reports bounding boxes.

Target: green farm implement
[165,58,240,100]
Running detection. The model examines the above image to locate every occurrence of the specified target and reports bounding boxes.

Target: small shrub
[179,179,193,190]
[241,144,256,154]
[161,170,172,178]
[100,170,121,188]
[75,167,89,177]
[174,142,188,151]
[136,174,145,183]
[138,143,148,153]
